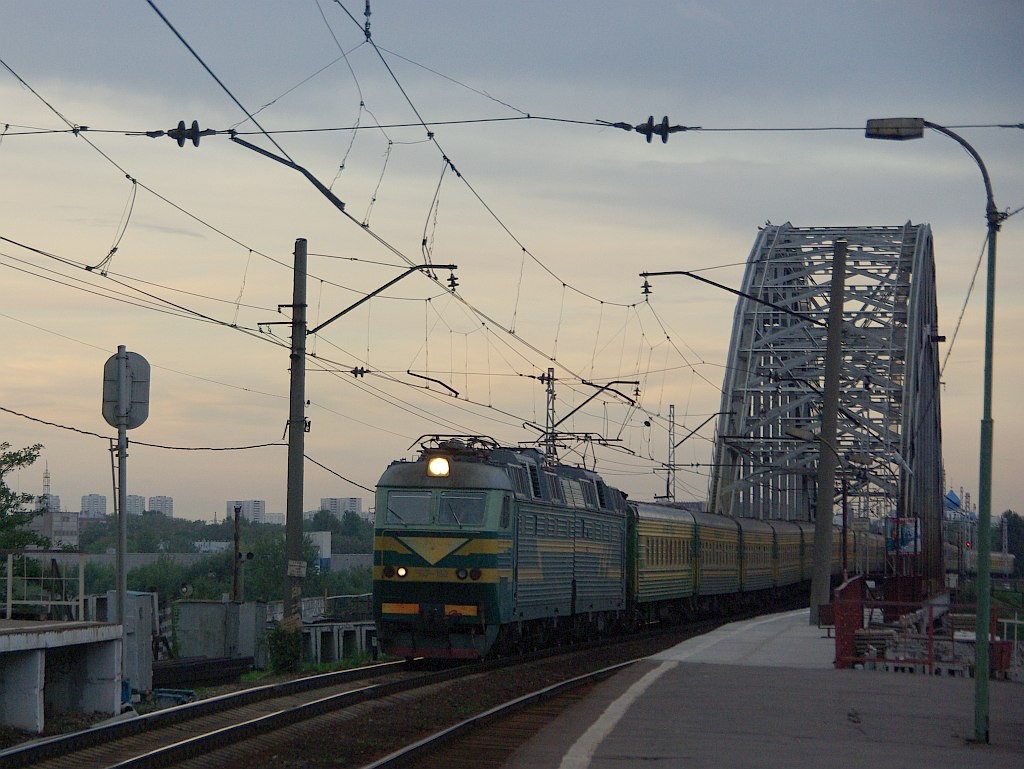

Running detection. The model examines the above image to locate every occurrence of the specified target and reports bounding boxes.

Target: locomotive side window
[545,472,565,504]
[386,491,432,524]
[507,465,531,497]
[500,495,511,528]
[563,479,586,508]
[526,464,543,497]
[439,491,486,526]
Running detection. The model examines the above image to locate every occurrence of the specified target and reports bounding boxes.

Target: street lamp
[866,117,1004,744]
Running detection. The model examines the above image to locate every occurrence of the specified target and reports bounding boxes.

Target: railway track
[359,660,635,769]
[354,609,804,769]
[0,660,435,769]
[0,614,778,768]
[197,626,710,769]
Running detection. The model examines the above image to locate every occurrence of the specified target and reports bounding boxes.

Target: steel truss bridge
[708,223,945,588]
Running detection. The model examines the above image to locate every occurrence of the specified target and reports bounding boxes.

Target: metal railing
[832,576,1020,678]
[1,550,86,621]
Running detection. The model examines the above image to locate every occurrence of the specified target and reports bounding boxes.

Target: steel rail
[356,659,641,769]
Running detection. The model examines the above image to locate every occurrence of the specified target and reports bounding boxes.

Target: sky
[1,1,1022,522]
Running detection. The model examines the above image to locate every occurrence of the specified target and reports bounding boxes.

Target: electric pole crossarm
[551,380,639,430]
[407,370,459,396]
[675,411,733,449]
[230,135,348,215]
[308,264,456,335]
[641,270,827,328]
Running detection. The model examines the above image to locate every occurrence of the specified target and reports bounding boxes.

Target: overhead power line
[4,118,1020,141]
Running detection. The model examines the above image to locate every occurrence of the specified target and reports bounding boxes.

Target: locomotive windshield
[438,491,486,526]
[383,489,487,527]
[385,491,432,524]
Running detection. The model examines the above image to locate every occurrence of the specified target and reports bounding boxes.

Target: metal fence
[1,550,86,621]
[833,575,1021,679]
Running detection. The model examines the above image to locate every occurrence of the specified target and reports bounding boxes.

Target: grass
[236,652,378,685]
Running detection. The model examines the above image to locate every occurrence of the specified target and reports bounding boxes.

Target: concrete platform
[0,619,122,732]
[503,609,1024,768]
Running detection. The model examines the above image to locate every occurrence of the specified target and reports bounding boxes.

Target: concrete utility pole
[232,504,242,603]
[809,240,847,626]
[278,240,458,633]
[283,238,308,632]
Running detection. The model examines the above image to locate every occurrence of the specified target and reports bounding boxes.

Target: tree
[0,442,49,549]
[85,561,115,595]
[998,510,1023,578]
[316,565,372,596]
[130,556,193,608]
[308,509,341,535]
[304,509,372,553]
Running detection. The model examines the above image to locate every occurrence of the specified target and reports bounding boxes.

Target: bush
[267,623,303,673]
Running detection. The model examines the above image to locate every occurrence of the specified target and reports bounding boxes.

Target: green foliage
[310,565,372,596]
[79,512,244,555]
[236,530,324,602]
[129,555,208,607]
[237,531,289,602]
[0,442,50,549]
[73,509,372,608]
[266,623,303,673]
[999,510,1023,578]
[993,589,1023,609]
[85,561,115,594]
[303,509,373,553]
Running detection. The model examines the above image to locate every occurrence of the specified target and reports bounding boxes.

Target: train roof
[378,435,629,513]
[633,503,817,535]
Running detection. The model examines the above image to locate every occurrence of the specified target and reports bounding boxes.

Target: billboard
[885,517,920,555]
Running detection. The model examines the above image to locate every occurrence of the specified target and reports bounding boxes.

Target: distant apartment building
[264,512,285,526]
[226,500,266,523]
[148,496,174,518]
[126,495,145,515]
[317,497,366,521]
[80,494,107,518]
[29,511,79,548]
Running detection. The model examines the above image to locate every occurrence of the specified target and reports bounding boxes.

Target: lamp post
[866,117,1003,744]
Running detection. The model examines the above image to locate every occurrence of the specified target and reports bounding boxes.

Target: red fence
[831,576,1014,677]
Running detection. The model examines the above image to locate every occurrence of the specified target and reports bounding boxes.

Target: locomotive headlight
[427,456,450,477]
[396,566,408,578]
[456,568,468,580]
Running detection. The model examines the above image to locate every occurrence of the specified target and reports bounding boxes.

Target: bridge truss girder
[709,223,944,585]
